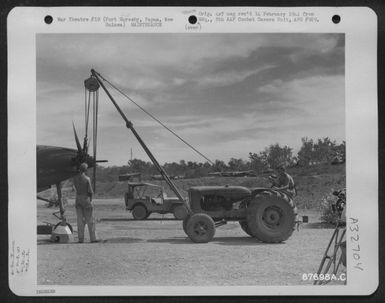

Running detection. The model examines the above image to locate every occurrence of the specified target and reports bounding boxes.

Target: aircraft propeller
[72,121,106,193]
[72,122,83,154]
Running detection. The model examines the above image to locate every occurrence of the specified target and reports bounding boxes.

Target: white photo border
[7,6,378,296]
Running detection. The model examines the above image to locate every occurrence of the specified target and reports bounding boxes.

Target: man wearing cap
[271,164,296,198]
[73,163,98,243]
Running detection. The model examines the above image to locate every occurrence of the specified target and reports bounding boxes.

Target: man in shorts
[73,163,98,243]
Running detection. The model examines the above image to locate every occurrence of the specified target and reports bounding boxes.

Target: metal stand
[50,224,73,243]
[314,222,346,285]
[39,182,74,243]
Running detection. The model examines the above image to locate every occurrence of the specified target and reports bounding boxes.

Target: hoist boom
[90,69,189,211]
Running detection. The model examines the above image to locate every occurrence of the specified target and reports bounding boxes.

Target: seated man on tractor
[269,164,296,198]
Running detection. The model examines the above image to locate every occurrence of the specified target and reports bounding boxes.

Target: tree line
[95,137,345,181]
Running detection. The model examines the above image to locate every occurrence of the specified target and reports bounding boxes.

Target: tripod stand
[314,221,346,285]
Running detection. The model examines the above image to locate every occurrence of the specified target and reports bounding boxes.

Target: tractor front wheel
[186,213,215,243]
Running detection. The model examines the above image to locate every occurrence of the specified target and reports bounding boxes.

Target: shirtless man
[270,164,296,198]
[73,163,98,243]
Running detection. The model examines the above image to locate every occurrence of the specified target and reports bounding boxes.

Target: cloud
[195,65,274,88]
[150,74,345,151]
[254,74,345,135]
[36,33,345,165]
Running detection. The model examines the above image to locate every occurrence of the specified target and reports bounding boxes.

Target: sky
[36,33,345,166]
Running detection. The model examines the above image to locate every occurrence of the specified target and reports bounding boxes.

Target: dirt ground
[37,199,345,286]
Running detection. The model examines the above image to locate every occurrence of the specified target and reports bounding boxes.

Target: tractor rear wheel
[132,204,149,220]
[246,191,297,243]
[238,200,255,237]
[186,213,215,243]
[239,220,254,237]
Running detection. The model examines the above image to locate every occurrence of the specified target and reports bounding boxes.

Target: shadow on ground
[103,237,144,244]
[302,222,337,229]
[211,236,283,246]
[145,236,276,246]
[38,235,291,246]
[37,237,144,245]
[37,238,75,245]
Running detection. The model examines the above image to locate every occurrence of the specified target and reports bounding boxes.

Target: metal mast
[90,69,187,207]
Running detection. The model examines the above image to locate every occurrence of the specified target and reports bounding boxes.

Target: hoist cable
[85,90,91,139]
[92,90,99,191]
[91,92,94,158]
[83,88,92,156]
[93,90,99,165]
[95,72,215,166]
[84,88,86,135]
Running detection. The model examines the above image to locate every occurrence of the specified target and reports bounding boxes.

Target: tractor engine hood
[189,185,251,200]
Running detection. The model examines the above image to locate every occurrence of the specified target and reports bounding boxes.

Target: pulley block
[84,76,100,92]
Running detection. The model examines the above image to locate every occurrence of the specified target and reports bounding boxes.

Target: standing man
[73,163,98,243]
[270,164,296,198]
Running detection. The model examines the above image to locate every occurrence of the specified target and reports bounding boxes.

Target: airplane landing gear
[37,183,73,243]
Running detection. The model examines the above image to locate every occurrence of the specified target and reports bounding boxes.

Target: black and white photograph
[7,7,378,296]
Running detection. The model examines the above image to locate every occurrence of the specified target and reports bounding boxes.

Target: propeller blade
[72,122,82,153]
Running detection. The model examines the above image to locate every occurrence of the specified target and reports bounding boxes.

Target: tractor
[182,186,297,243]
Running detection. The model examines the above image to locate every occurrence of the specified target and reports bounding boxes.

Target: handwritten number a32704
[350,217,363,271]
